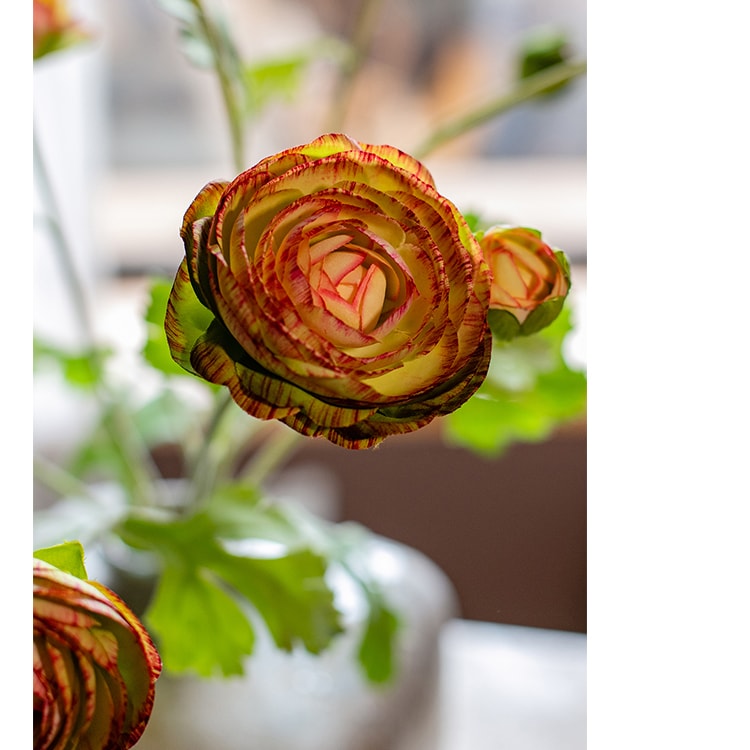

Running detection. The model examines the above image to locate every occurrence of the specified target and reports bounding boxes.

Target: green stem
[34,128,160,507]
[326,0,384,132]
[240,426,303,488]
[413,59,587,160]
[34,455,99,501]
[186,389,235,508]
[33,132,96,344]
[191,0,246,172]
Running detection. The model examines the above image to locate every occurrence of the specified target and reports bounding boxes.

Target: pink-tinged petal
[356,141,437,188]
[33,559,162,750]
[165,134,492,448]
[480,226,570,330]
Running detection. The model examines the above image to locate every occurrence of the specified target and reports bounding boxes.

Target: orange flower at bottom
[33,559,162,750]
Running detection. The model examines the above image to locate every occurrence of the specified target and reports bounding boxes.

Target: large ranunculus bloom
[479,225,570,339]
[165,133,492,449]
[33,559,162,750]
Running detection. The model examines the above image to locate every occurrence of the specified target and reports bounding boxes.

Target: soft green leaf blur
[517,26,573,97]
[357,596,400,685]
[34,338,111,389]
[67,406,134,483]
[34,541,88,580]
[242,40,344,118]
[243,55,310,115]
[33,491,128,551]
[445,305,586,456]
[204,484,303,542]
[133,389,198,447]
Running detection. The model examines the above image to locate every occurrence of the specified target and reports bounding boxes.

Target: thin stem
[33,132,96,344]
[192,0,246,172]
[34,455,98,501]
[326,0,384,132]
[413,59,587,160]
[240,426,303,489]
[186,389,235,507]
[34,127,160,506]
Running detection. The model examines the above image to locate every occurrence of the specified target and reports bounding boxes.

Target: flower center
[304,231,404,335]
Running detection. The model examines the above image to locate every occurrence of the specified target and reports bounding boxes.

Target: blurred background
[34,0,586,633]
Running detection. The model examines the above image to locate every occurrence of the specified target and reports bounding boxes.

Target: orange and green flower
[33,558,162,750]
[479,225,570,340]
[33,0,90,61]
[165,133,492,449]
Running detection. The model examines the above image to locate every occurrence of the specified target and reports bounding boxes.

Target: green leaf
[34,541,88,580]
[463,210,513,237]
[132,389,197,447]
[357,598,399,684]
[445,303,586,456]
[243,55,309,116]
[118,510,343,676]
[462,211,484,234]
[444,390,553,456]
[519,295,567,337]
[147,564,256,677]
[203,484,301,542]
[241,39,345,118]
[34,338,111,389]
[212,548,342,655]
[488,308,523,341]
[517,26,573,96]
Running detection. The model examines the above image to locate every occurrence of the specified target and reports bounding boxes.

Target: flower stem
[34,128,160,507]
[33,131,95,345]
[241,426,303,489]
[34,455,99,502]
[191,0,246,172]
[186,389,235,508]
[326,0,384,132]
[413,59,587,160]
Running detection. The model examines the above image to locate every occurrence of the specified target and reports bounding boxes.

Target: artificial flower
[166,133,492,448]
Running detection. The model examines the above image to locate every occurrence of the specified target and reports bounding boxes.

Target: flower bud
[33,559,162,749]
[479,225,570,340]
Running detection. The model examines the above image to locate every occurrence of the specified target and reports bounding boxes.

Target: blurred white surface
[431,620,586,750]
[130,522,585,750]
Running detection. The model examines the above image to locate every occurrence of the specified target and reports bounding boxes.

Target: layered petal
[33,559,162,750]
[165,134,492,448]
[480,225,570,338]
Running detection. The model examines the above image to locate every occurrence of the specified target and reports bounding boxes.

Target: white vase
[38,474,459,750]
[134,534,457,750]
